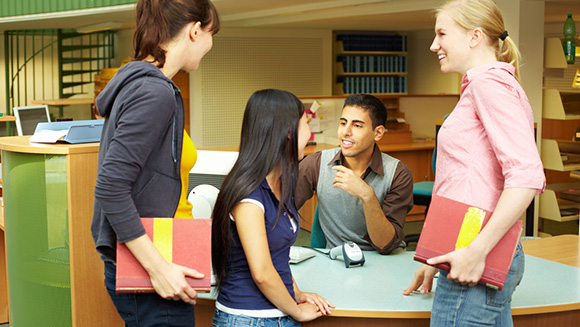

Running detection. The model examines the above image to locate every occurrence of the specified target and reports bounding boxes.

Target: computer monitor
[13,105,51,136]
[188,150,238,194]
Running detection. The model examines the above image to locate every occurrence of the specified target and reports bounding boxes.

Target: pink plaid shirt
[433,62,545,212]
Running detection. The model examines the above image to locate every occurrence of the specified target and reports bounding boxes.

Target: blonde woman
[403,1,545,326]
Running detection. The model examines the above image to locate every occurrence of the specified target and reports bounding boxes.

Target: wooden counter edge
[299,94,460,100]
[0,136,99,155]
[512,302,580,316]
[0,116,16,122]
[198,296,580,318]
[31,98,95,106]
[196,298,431,319]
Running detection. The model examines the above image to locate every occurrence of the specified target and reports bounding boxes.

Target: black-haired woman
[211,89,334,326]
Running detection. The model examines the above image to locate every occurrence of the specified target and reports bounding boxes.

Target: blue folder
[33,119,104,144]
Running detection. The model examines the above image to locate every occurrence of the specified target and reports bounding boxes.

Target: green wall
[0,0,137,17]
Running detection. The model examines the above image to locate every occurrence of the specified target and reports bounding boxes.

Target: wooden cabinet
[540,88,580,233]
[333,32,407,96]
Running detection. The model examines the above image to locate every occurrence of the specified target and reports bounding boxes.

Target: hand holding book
[116,218,212,299]
[413,195,522,290]
[426,245,488,287]
[146,256,204,303]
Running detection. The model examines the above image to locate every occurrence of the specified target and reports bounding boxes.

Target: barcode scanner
[329,241,365,268]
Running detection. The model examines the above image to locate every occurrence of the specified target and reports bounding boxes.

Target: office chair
[13,105,51,136]
[412,149,436,209]
[310,205,327,248]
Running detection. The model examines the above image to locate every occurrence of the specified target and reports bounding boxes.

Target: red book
[414,195,522,290]
[116,218,211,293]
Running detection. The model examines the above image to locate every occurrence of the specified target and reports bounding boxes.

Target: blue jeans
[104,262,196,327]
[430,242,525,327]
[212,308,300,327]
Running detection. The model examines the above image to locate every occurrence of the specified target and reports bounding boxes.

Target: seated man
[296,94,413,254]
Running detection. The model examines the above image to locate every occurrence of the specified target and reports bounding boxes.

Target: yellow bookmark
[455,207,485,249]
[154,218,173,262]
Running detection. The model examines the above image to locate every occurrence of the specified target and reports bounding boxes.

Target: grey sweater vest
[317,148,399,250]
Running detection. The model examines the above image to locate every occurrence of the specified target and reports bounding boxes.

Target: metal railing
[4,29,114,122]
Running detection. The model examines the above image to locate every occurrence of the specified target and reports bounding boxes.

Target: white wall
[407,29,461,95]
[115,28,134,65]
[191,28,333,147]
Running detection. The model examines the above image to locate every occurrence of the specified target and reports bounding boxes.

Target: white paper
[29,129,68,143]
[310,100,321,113]
[308,116,322,133]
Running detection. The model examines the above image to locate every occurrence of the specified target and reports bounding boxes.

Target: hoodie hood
[96,61,175,117]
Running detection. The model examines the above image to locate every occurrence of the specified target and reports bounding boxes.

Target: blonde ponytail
[498,35,521,82]
[437,0,521,81]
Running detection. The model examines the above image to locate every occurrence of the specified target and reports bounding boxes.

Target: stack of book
[336,33,406,52]
[559,189,580,202]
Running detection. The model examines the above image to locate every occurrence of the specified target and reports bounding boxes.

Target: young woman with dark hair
[91,0,220,326]
[211,89,334,326]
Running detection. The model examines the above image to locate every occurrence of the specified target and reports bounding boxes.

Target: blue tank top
[217,178,299,314]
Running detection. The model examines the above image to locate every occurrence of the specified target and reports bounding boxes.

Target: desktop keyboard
[289,246,316,264]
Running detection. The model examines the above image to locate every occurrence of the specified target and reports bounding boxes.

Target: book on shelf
[559,208,579,216]
[338,55,408,74]
[336,33,406,52]
[559,189,580,202]
[560,152,580,163]
[338,75,407,94]
[414,195,522,290]
[116,217,211,293]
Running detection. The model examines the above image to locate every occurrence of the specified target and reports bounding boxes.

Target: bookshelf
[540,87,580,233]
[541,139,580,171]
[540,185,580,223]
[332,32,410,134]
[333,32,408,96]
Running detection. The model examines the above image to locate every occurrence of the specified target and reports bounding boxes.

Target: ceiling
[0,0,578,32]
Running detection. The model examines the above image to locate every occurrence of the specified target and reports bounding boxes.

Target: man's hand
[332,165,373,199]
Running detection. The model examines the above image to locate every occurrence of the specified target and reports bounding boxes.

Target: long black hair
[211,89,305,290]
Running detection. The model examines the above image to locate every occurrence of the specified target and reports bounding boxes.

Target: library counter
[0,136,122,327]
[195,235,580,327]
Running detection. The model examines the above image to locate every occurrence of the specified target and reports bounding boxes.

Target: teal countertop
[200,250,580,317]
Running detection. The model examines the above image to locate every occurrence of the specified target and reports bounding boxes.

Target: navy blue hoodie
[91,61,185,262]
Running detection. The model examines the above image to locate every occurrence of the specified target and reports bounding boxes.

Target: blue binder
[33,120,104,144]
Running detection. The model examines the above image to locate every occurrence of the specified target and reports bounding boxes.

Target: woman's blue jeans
[430,242,525,326]
[212,308,300,327]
